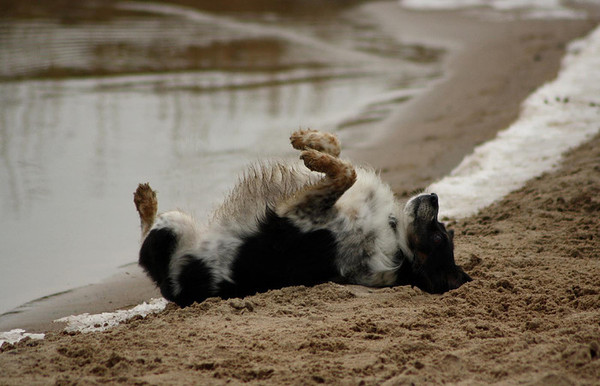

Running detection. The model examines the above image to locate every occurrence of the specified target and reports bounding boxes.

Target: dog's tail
[134,183,158,238]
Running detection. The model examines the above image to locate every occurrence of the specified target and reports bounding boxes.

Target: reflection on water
[0,1,441,314]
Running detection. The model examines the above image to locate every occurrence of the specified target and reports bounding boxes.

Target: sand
[1,2,599,385]
[1,132,598,384]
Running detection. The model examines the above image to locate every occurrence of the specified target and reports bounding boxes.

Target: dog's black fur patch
[139,228,177,290]
[221,209,339,299]
[171,256,214,307]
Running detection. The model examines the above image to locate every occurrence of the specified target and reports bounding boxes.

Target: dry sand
[1,133,598,384]
[1,3,599,385]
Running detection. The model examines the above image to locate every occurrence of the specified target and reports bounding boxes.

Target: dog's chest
[335,169,398,231]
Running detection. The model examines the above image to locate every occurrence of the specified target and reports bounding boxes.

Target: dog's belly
[219,209,340,298]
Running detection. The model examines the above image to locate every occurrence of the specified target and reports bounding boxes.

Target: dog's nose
[429,193,438,206]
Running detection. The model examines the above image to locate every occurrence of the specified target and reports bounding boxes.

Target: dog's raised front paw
[290,129,341,157]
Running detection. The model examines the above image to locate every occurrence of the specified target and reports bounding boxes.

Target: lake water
[0,1,442,314]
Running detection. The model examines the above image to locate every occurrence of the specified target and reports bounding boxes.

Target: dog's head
[402,193,471,293]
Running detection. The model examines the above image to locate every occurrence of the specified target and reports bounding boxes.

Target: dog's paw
[300,149,355,181]
[134,183,158,225]
[300,148,335,175]
[291,129,341,157]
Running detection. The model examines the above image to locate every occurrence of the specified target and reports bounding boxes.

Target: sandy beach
[1,133,598,383]
[1,1,599,384]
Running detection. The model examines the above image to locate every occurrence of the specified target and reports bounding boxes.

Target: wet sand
[0,2,599,384]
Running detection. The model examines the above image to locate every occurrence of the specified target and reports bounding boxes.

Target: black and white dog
[134,130,471,307]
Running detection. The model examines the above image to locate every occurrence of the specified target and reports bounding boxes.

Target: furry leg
[134,183,158,238]
[290,129,341,157]
[280,148,356,219]
[135,184,205,305]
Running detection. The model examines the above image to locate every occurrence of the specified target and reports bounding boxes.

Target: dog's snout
[429,193,438,208]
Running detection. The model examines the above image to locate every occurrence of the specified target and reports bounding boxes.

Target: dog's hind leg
[290,129,341,157]
[134,183,158,238]
[134,183,207,305]
[279,148,356,220]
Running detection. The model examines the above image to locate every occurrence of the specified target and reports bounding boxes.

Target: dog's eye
[433,233,444,244]
[388,215,398,231]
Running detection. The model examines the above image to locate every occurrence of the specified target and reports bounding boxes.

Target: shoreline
[0,4,597,332]
[346,3,597,195]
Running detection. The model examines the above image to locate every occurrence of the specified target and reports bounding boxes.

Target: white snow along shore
[428,24,600,219]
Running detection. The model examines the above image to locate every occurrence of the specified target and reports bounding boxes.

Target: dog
[134,129,471,307]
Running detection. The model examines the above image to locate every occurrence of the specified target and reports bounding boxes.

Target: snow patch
[54,298,168,333]
[399,0,587,19]
[0,329,45,348]
[428,25,600,219]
